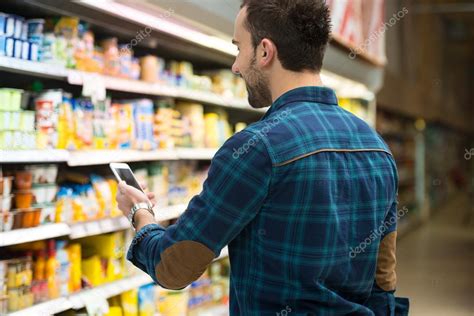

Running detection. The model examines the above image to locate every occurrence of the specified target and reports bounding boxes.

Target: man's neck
[270,71,323,102]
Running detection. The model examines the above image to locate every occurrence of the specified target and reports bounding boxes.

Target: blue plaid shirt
[128,86,406,315]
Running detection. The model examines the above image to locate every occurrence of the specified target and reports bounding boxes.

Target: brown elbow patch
[155,240,215,290]
[375,231,397,291]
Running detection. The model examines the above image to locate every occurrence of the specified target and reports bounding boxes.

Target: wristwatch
[128,202,155,230]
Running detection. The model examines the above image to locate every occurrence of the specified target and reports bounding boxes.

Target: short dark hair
[241,0,331,72]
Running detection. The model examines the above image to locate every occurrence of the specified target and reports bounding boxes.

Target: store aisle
[396,193,474,316]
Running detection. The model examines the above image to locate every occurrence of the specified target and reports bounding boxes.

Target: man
[116,0,409,314]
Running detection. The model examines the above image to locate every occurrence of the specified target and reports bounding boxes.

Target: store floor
[396,193,474,316]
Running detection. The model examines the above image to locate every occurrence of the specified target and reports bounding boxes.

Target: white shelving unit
[68,70,262,113]
[7,297,72,316]
[0,204,187,246]
[68,274,153,310]
[0,150,70,163]
[0,56,260,113]
[0,148,218,165]
[0,223,71,247]
[67,149,179,166]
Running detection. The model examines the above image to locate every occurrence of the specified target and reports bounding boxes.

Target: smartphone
[109,163,145,193]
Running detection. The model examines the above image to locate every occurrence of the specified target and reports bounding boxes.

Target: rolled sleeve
[126,130,271,289]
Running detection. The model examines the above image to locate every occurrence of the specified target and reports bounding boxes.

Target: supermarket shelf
[0,223,71,247]
[0,148,219,165]
[7,297,72,316]
[69,274,153,310]
[0,56,260,113]
[67,70,263,113]
[0,204,188,246]
[69,216,130,239]
[67,149,179,166]
[0,150,69,163]
[155,204,187,222]
[0,56,67,79]
[7,274,153,315]
[176,148,218,160]
[7,250,229,315]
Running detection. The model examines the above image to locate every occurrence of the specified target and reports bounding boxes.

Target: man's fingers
[140,181,148,191]
[118,181,127,194]
[147,192,155,199]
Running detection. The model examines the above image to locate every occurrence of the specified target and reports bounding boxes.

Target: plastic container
[0,195,12,212]
[32,208,41,227]
[14,191,33,209]
[36,203,55,224]
[0,88,23,111]
[31,184,56,204]
[26,19,44,37]
[0,177,13,196]
[1,212,13,232]
[22,209,35,228]
[14,171,33,190]
[26,165,58,184]
[45,165,58,184]
[12,211,23,230]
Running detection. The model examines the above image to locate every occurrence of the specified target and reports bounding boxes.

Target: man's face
[232,7,272,109]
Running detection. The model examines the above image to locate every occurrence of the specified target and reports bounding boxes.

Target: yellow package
[67,243,82,293]
[80,232,124,258]
[105,306,123,316]
[81,255,105,286]
[107,179,121,217]
[156,289,189,316]
[121,289,139,316]
[57,98,75,150]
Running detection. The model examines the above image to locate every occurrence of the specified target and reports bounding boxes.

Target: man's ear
[259,38,276,67]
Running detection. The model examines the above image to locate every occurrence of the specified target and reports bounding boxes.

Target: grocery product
[14,191,33,209]
[121,289,139,316]
[56,240,71,297]
[139,55,159,83]
[14,170,32,190]
[175,102,205,148]
[204,113,219,148]
[0,194,12,212]
[132,99,156,150]
[45,240,60,299]
[67,243,82,293]
[111,102,133,149]
[102,37,120,77]
[138,283,156,316]
[0,176,13,196]
[156,288,189,316]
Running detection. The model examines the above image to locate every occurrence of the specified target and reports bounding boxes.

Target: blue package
[14,16,24,39]
[29,42,39,61]
[0,13,7,36]
[21,40,29,59]
[4,15,14,37]
[13,38,22,58]
[0,36,6,55]
[5,37,14,57]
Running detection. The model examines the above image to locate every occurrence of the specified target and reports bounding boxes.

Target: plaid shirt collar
[262,86,338,119]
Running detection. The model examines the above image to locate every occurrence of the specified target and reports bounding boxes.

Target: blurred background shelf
[0,223,71,247]
[1,204,188,246]
[0,148,220,165]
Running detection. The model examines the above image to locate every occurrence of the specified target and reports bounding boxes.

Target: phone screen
[115,168,143,192]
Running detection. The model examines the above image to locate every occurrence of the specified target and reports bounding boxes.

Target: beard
[243,56,272,108]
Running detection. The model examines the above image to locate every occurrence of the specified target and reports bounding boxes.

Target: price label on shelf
[83,291,109,316]
[82,72,106,101]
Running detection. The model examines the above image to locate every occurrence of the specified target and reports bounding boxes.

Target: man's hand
[116,181,156,219]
